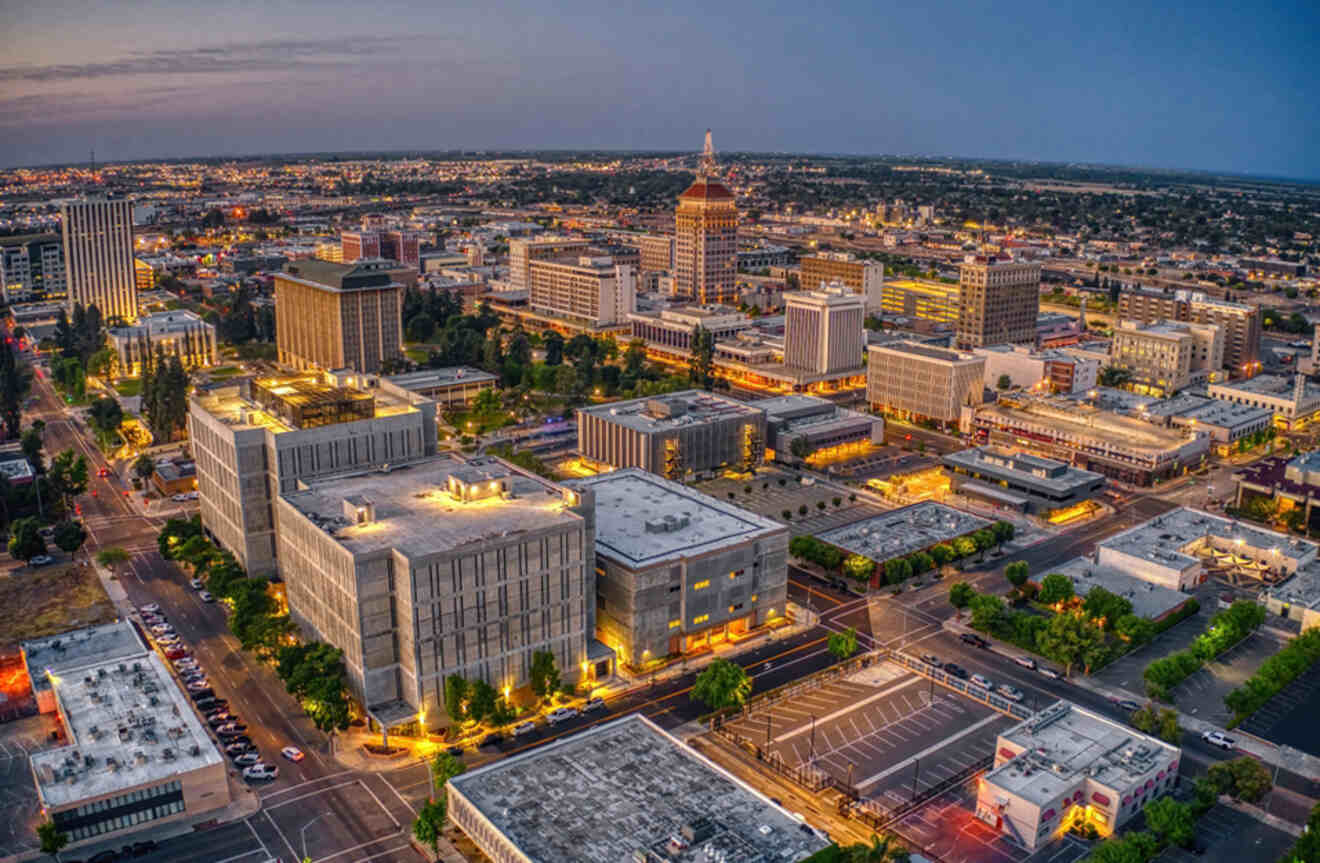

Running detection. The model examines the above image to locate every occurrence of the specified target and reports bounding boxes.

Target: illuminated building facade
[880,278,959,325]
[1117,287,1260,374]
[274,259,404,374]
[867,341,985,426]
[107,311,217,376]
[61,197,137,321]
[783,284,865,375]
[674,131,737,304]
[0,233,64,303]
[956,256,1041,350]
[799,252,884,311]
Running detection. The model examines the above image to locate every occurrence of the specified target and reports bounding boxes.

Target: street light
[301,812,333,861]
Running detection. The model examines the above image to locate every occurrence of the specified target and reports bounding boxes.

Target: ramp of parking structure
[891,651,1035,720]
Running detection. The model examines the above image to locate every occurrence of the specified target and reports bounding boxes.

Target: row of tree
[1143,600,1265,699]
[1081,778,1219,863]
[139,345,190,442]
[1224,624,1320,722]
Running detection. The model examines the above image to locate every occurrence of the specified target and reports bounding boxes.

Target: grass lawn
[446,407,516,435]
[114,377,143,397]
[405,346,430,364]
[207,365,241,379]
[0,564,118,651]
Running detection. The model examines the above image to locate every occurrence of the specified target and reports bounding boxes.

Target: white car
[233,752,261,766]
[969,674,993,691]
[546,707,579,725]
[28,554,54,566]
[190,578,204,590]
[1013,656,1037,670]
[139,603,160,614]
[156,633,181,645]
[281,746,304,762]
[198,590,214,603]
[186,491,200,500]
[1039,667,1062,680]
[171,494,188,502]
[175,659,199,671]
[1202,731,1236,751]
[242,764,279,781]
[151,624,175,634]
[513,721,537,737]
[997,685,1024,702]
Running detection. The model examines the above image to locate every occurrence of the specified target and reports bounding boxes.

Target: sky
[1,0,1317,178]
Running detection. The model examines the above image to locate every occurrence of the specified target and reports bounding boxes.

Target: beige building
[528,254,637,327]
[867,341,985,426]
[188,373,436,576]
[1117,287,1261,373]
[881,278,960,325]
[106,310,217,377]
[637,233,675,273]
[956,256,1041,349]
[784,284,865,375]
[508,236,589,292]
[1110,320,1223,395]
[798,252,884,311]
[275,454,595,730]
[275,259,404,374]
[61,197,137,322]
[674,132,738,304]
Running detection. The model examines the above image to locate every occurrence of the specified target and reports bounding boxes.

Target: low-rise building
[942,446,1104,515]
[448,714,828,863]
[1141,395,1273,456]
[1050,558,1194,621]
[1109,320,1222,396]
[106,311,217,377]
[975,344,1100,394]
[22,622,229,849]
[151,458,196,496]
[1208,373,1320,431]
[276,454,596,731]
[1235,452,1320,531]
[977,701,1180,850]
[576,390,765,479]
[566,469,786,667]
[381,367,497,410]
[880,278,959,325]
[867,341,985,428]
[754,394,884,464]
[818,502,990,571]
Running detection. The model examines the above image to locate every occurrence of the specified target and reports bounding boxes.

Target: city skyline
[2,0,1316,178]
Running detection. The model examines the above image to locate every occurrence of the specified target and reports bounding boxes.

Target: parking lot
[1238,656,1320,754]
[1152,799,1296,862]
[0,714,56,860]
[718,660,1015,801]
[888,784,1090,863]
[692,469,889,537]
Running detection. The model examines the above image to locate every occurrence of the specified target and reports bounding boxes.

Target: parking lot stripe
[856,714,1003,789]
[772,674,922,743]
[241,817,272,862]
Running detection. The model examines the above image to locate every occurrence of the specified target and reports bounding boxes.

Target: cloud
[0,34,445,83]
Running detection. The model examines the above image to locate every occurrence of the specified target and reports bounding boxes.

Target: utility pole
[911,757,921,801]
[766,714,771,746]
[809,714,816,763]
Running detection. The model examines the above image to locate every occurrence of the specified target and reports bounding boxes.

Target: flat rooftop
[868,340,975,364]
[1167,397,1272,428]
[447,714,828,863]
[566,469,783,569]
[23,621,146,695]
[281,454,582,559]
[818,501,990,563]
[753,394,876,433]
[108,310,211,338]
[884,278,959,296]
[943,446,1103,495]
[988,702,1178,806]
[28,627,223,808]
[385,367,497,390]
[1099,506,1316,569]
[977,397,1201,452]
[194,374,417,435]
[1052,558,1192,621]
[578,390,763,434]
[1211,374,1320,402]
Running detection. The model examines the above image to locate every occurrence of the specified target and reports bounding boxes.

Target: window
[669,620,681,629]
[692,580,710,590]
[693,614,710,625]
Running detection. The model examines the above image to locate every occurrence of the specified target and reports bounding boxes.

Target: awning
[367,699,420,729]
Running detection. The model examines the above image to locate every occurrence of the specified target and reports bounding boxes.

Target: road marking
[215,848,267,863]
[263,809,301,863]
[242,816,273,862]
[351,844,412,863]
[312,834,406,863]
[357,778,403,828]
[264,778,361,808]
[855,713,1003,790]
[773,674,922,743]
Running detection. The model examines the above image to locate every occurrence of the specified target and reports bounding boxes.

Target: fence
[710,725,842,794]
[706,648,891,728]
[890,651,1036,720]
[843,753,994,829]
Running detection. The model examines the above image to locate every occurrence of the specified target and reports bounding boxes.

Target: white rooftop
[818,502,991,563]
[566,469,783,569]
[1052,559,1192,621]
[23,621,147,694]
[29,626,222,808]
[1099,507,1316,569]
[578,390,762,434]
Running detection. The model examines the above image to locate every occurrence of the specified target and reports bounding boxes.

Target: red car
[96,466,110,477]
[164,647,190,660]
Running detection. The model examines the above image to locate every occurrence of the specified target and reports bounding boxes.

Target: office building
[106,311,217,377]
[567,469,787,665]
[22,622,229,849]
[881,278,959,325]
[956,256,1041,349]
[382,367,497,410]
[973,395,1207,486]
[737,244,793,271]
[1207,373,1320,431]
[637,233,675,273]
[974,344,1100,394]
[276,454,595,730]
[274,259,403,374]
[1109,320,1223,395]
[628,305,754,350]
[508,236,589,292]
[942,446,1104,515]
[674,131,737,304]
[577,390,765,479]
[1137,394,1272,456]
[977,701,1180,850]
[341,230,380,262]
[380,230,420,269]
[0,233,64,303]
[783,284,865,375]
[799,252,884,311]
[448,714,828,863]
[188,372,436,576]
[867,341,985,426]
[528,254,637,327]
[755,394,884,463]
[1117,287,1261,373]
[60,197,137,321]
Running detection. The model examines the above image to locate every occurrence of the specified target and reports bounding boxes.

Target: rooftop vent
[645,513,692,534]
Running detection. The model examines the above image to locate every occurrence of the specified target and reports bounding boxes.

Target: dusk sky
[3,0,1316,178]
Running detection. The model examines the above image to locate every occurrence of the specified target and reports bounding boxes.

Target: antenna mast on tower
[699,129,717,179]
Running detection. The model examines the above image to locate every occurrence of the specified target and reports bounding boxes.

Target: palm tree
[841,834,910,862]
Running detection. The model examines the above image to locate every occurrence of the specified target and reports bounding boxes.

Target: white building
[783,283,865,375]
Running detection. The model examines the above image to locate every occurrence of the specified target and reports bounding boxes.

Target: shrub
[1226,626,1320,721]
[782,510,792,520]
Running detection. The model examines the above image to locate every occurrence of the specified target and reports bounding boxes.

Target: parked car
[188,687,214,701]
[1013,656,1037,670]
[997,685,1025,702]
[242,763,278,781]
[139,603,160,614]
[221,734,252,746]
[171,494,189,503]
[207,715,234,727]
[180,671,206,683]
[151,623,175,635]
[1201,731,1236,751]
[199,591,214,603]
[584,697,607,713]
[1038,667,1062,680]
[960,633,991,649]
[88,851,118,863]
[28,554,54,566]
[190,578,203,590]
[224,741,254,756]
[546,707,579,725]
[174,658,199,670]
[127,840,158,856]
[233,752,261,766]
[195,697,227,711]
[1116,699,1142,712]
[920,654,942,667]
[970,674,993,690]
[943,663,969,679]
[164,648,189,660]
[480,732,504,748]
[514,721,537,737]
[215,722,248,734]
[281,746,305,762]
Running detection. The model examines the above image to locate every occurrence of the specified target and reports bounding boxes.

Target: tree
[688,324,715,390]
[692,659,752,711]
[1004,561,1029,591]
[948,581,974,611]
[7,517,46,562]
[790,436,811,460]
[96,546,131,570]
[884,557,912,585]
[969,594,1009,634]
[996,374,1013,390]
[412,796,446,857]
[930,544,953,566]
[828,627,859,661]
[843,554,874,582]
[472,387,500,415]
[406,313,436,343]
[20,424,45,474]
[430,750,466,788]
[553,364,579,394]
[991,521,1015,547]
[1037,612,1106,676]
[53,520,87,555]
[47,449,88,513]
[87,395,124,446]
[444,674,468,723]
[1038,573,1075,605]
[1082,587,1133,630]
[952,536,977,560]
[133,453,157,481]
[544,331,564,366]
[0,342,32,437]
[529,649,562,698]
[37,820,68,855]
[1207,756,1272,803]
[466,679,497,723]
[1143,796,1195,848]
[624,338,646,377]
[840,833,911,862]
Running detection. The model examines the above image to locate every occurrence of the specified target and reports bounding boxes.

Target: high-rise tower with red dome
[674,130,737,305]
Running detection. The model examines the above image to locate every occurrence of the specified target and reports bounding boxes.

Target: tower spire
[699,129,717,179]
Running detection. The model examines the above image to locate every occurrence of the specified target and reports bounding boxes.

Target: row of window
[67,799,185,841]
[70,781,181,817]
